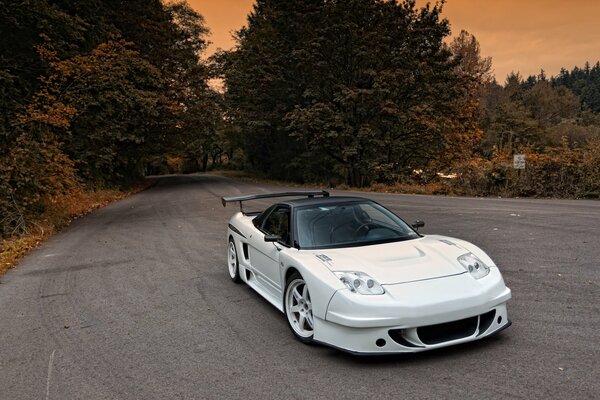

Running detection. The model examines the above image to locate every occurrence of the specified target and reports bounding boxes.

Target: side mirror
[264,234,281,242]
[411,220,425,230]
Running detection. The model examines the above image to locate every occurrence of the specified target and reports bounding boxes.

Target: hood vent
[315,254,332,262]
[439,239,457,246]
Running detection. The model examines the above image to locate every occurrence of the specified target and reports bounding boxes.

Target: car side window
[253,205,276,228]
[261,206,291,246]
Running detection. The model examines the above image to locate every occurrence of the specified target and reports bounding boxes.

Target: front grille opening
[388,330,423,348]
[478,310,496,336]
[417,316,478,345]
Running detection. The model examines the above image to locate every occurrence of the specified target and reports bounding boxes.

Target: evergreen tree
[478,70,597,153]
[553,61,600,113]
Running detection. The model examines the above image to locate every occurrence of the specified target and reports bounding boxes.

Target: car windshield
[295,200,420,249]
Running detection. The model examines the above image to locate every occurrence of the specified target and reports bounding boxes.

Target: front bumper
[314,303,510,354]
[314,268,512,354]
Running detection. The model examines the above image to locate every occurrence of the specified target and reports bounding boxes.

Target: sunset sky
[190,0,600,82]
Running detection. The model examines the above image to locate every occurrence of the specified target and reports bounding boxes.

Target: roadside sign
[513,154,526,169]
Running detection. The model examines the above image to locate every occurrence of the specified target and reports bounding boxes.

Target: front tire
[228,238,241,283]
[284,272,314,343]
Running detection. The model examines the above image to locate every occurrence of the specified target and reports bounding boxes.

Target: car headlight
[458,253,490,279]
[334,271,385,295]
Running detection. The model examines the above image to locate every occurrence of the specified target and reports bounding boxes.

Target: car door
[248,205,291,297]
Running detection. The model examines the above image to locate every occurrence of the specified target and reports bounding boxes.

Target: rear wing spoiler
[221,191,330,213]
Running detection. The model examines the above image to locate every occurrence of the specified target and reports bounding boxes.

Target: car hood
[305,235,473,285]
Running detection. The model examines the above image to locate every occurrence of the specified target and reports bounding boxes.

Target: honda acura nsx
[222,191,511,354]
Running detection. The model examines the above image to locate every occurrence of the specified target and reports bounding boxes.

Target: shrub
[448,143,600,198]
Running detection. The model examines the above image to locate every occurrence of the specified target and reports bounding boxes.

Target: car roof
[279,196,370,207]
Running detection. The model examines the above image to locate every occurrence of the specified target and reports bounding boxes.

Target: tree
[161,1,222,168]
[221,0,470,186]
[522,81,579,129]
[442,30,493,166]
[31,41,165,183]
[478,70,592,153]
[0,0,96,235]
[552,61,600,113]
[0,0,219,236]
[449,30,493,87]
[216,0,318,179]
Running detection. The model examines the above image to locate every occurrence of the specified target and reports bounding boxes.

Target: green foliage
[2,0,598,240]
[220,0,480,186]
[552,62,600,113]
[0,0,218,237]
[32,41,165,183]
[0,0,89,236]
[0,134,77,236]
[479,72,599,154]
[447,66,600,199]
[216,0,312,178]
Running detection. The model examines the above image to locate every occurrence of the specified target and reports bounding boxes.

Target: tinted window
[295,201,418,249]
[252,204,276,228]
[261,206,291,245]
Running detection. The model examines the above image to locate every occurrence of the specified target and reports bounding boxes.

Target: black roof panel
[280,196,370,207]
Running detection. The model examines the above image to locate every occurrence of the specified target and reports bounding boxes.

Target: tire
[284,272,314,343]
[227,238,241,283]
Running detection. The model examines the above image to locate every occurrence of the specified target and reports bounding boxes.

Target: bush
[1,135,78,237]
[449,142,600,198]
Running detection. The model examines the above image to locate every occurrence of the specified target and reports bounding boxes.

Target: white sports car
[222,191,511,354]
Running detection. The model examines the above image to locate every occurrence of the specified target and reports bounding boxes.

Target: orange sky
[190,0,600,82]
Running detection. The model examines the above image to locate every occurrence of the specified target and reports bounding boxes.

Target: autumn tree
[0,0,96,235]
[30,41,166,183]
[442,31,492,166]
[478,71,597,153]
[0,0,219,236]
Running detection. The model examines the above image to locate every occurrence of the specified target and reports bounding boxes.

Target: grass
[0,181,153,277]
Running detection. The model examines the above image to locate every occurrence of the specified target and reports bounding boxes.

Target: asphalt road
[1,174,599,399]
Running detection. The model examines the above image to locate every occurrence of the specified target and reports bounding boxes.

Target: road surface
[1,174,598,399]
